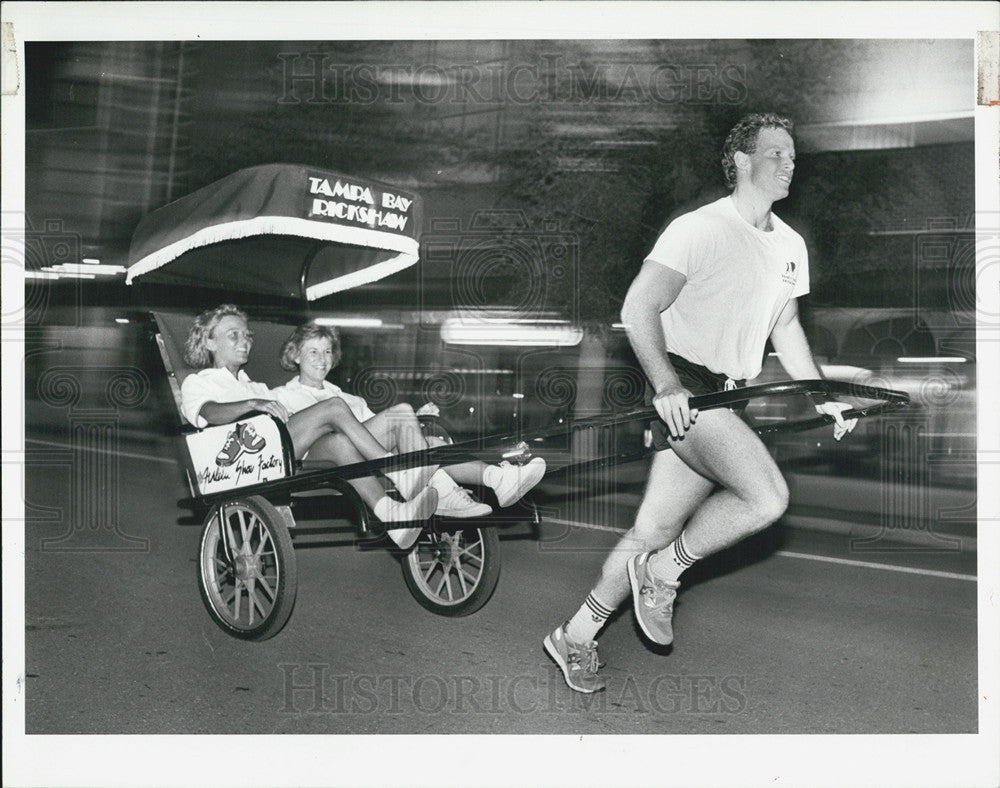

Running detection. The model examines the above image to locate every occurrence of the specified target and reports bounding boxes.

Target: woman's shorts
[645,353,747,451]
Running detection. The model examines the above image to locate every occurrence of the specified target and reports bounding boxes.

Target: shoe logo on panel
[239,423,266,454]
[215,422,267,467]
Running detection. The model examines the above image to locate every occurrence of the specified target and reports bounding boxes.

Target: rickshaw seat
[151,309,302,499]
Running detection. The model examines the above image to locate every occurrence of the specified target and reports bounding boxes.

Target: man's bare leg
[589,447,714,611]
[663,408,788,561]
[623,408,789,645]
[563,407,788,645]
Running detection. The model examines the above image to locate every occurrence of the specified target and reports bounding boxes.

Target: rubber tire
[197,496,297,641]
[401,524,501,617]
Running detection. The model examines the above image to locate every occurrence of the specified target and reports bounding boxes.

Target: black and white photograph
[3,3,998,787]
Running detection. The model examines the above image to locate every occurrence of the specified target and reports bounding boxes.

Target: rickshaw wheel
[401,524,500,616]
[198,495,297,641]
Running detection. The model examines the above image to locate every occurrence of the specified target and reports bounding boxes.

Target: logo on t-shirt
[781,260,797,286]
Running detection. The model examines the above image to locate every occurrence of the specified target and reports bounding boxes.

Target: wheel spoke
[455,563,469,596]
[232,584,242,620]
[254,529,272,559]
[254,571,276,602]
[433,568,449,596]
[420,558,442,583]
[238,509,250,543]
[246,578,256,625]
[456,548,483,567]
[225,517,240,557]
[251,590,268,620]
[460,566,480,585]
[457,540,483,556]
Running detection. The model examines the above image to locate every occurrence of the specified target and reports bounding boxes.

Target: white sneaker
[376,487,438,550]
[387,527,422,551]
[435,486,492,518]
[490,457,546,508]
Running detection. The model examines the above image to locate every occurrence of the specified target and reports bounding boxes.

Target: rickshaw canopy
[126,163,422,301]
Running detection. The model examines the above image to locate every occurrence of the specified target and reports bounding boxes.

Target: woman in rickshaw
[180,304,442,548]
[270,321,548,519]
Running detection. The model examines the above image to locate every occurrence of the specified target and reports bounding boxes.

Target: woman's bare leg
[287,397,391,461]
[306,433,436,527]
[304,432,389,509]
[365,405,487,484]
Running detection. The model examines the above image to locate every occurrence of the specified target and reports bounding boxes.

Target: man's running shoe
[490,457,546,508]
[435,486,492,518]
[543,622,606,694]
[381,486,438,551]
[238,422,266,453]
[215,428,244,467]
[627,551,680,646]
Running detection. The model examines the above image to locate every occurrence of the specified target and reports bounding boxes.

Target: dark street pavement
[21,431,977,737]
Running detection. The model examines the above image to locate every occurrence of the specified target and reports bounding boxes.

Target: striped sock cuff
[674,533,700,567]
[585,593,614,622]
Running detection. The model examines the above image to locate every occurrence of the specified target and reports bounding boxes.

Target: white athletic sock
[372,496,398,522]
[649,532,701,583]
[429,469,460,494]
[384,453,421,499]
[481,464,502,489]
[565,592,615,644]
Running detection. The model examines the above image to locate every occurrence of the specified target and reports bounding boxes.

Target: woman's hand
[416,402,440,417]
[255,399,290,423]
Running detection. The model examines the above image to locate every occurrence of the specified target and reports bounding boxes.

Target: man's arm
[620,261,691,438]
[769,297,823,379]
[770,298,856,440]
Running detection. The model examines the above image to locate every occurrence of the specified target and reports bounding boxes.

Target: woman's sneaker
[435,486,492,518]
[376,487,438,550]
[543,622,606,693]
[489,457,547,508]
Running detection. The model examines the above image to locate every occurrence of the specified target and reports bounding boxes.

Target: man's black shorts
[646,353,748,451]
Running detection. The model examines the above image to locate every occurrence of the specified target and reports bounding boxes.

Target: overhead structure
[126,163,422,301]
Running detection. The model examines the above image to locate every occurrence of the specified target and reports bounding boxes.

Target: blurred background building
[22,39,978,546]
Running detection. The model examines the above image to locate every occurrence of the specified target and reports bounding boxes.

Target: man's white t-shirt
[180,367,275,428]
[645,195,809,381]
[271,376,377,423]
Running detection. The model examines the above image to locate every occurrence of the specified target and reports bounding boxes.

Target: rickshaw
[126,163,910,641]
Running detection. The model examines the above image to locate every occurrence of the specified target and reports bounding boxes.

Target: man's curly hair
[279,322,342,372]
[182,303,248,368]
[721,113,794,190]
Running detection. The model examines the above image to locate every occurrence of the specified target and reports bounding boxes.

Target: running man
[544,113,857,693]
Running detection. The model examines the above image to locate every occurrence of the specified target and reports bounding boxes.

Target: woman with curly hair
[180,304,437,548]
